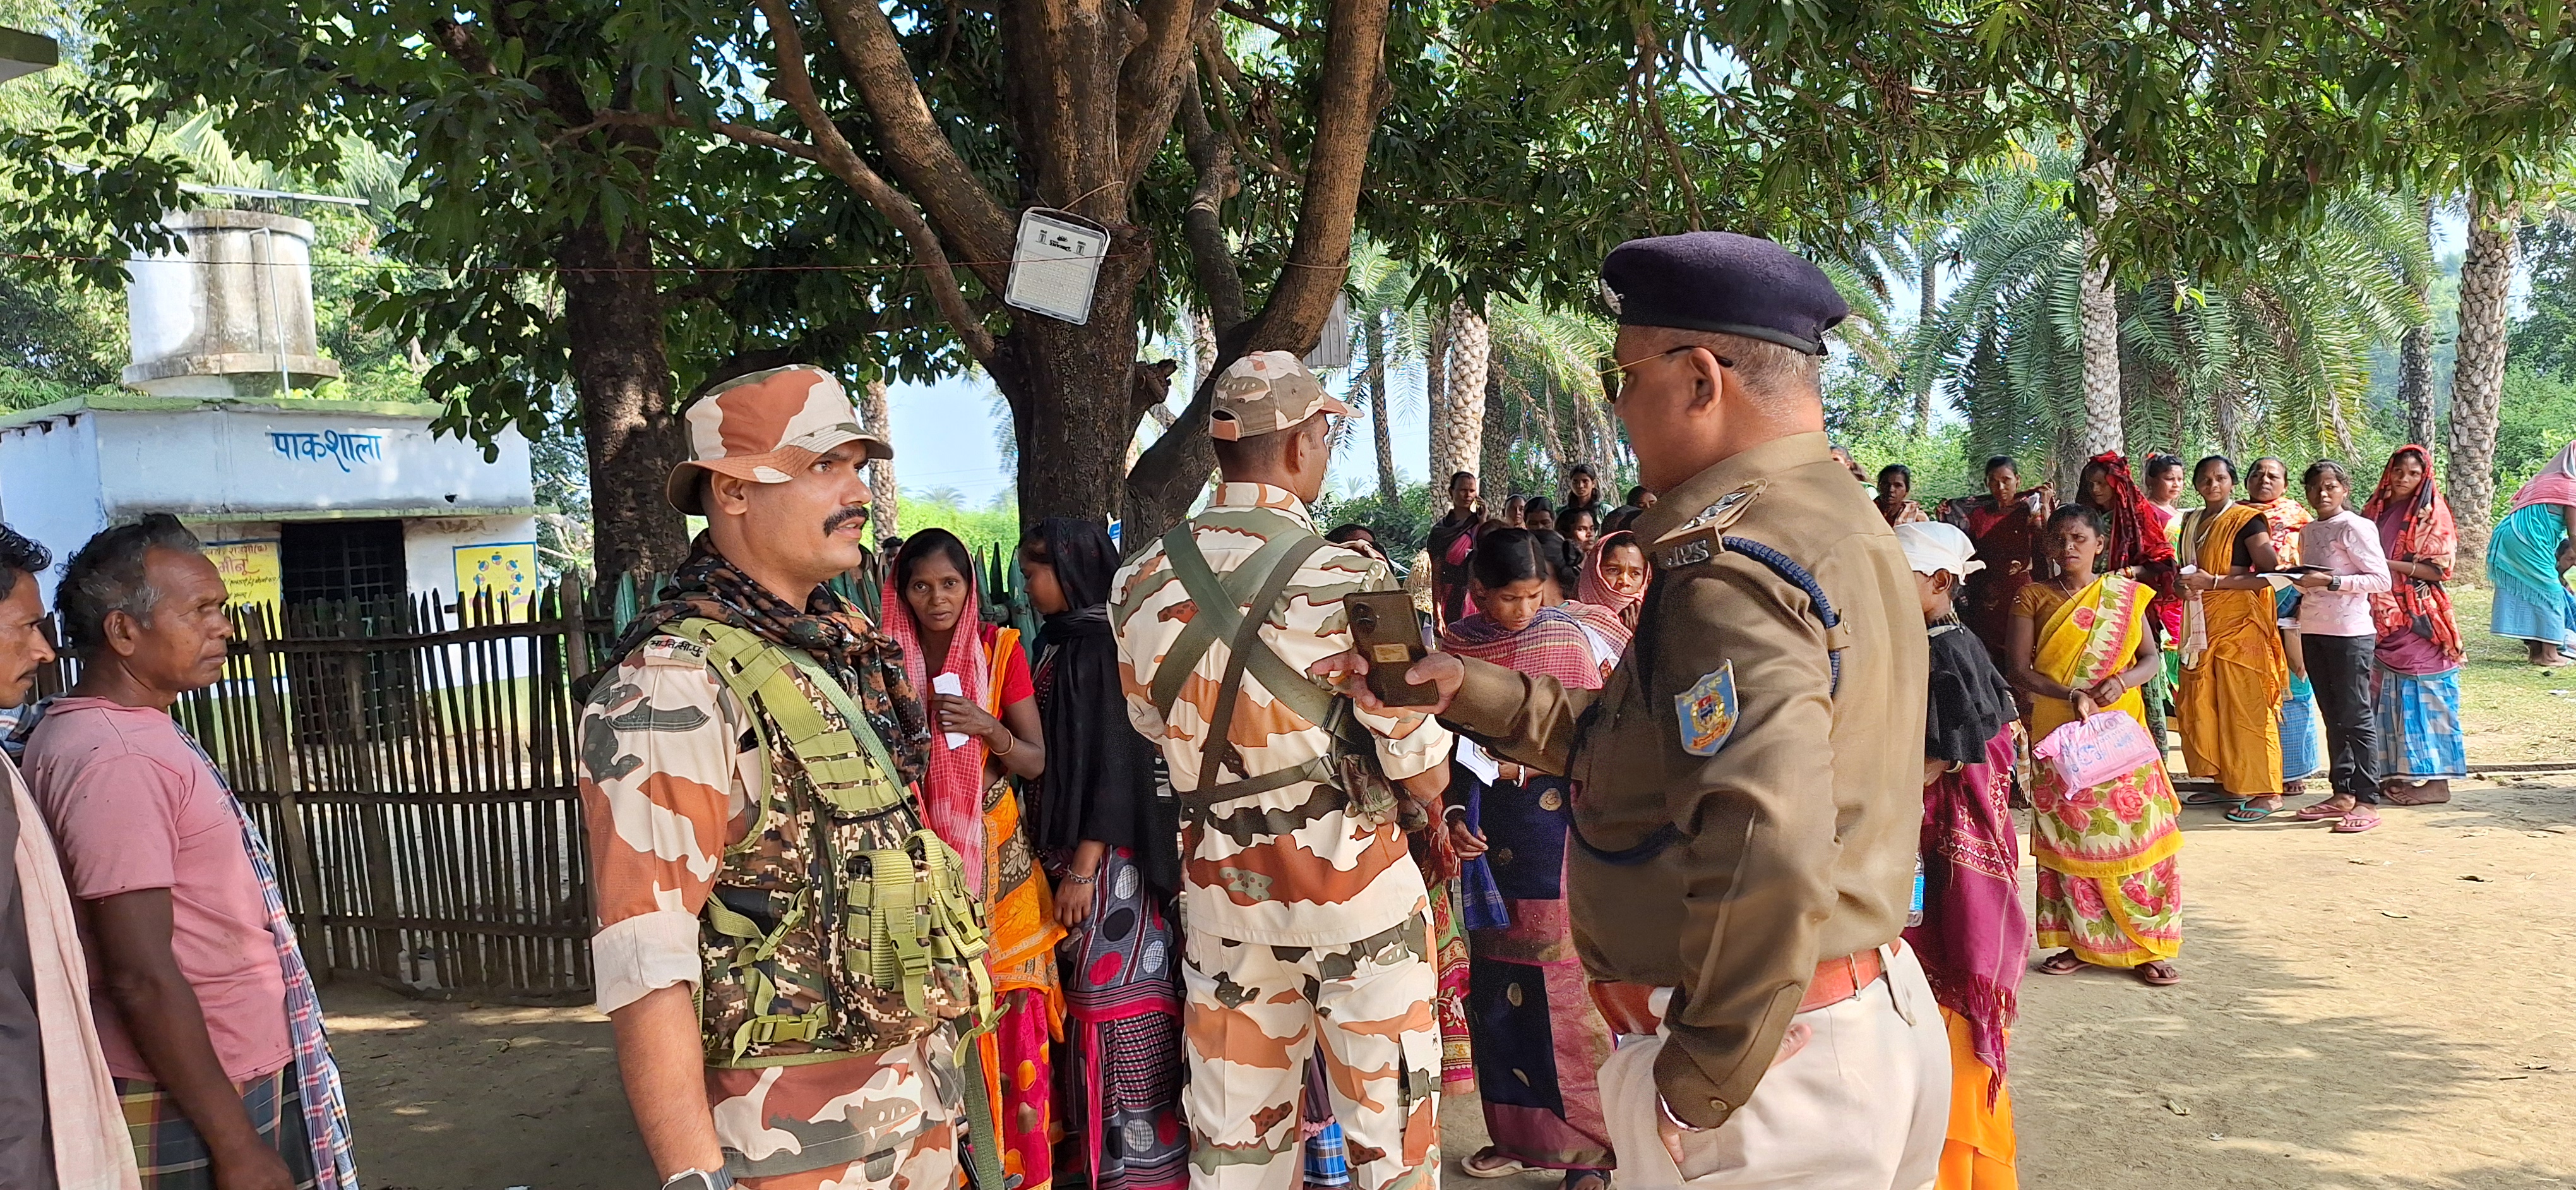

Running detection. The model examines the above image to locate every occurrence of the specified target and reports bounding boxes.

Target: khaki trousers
[1601,942,1950,1190]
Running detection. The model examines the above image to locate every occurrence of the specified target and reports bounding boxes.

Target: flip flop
[2136,961,2181,987]
[1459,1150,1527,1179]
[2223,802,2274,823]
[2182,790,2237,806]
[2332,809,2382,834]
[2294,800,2354,822]
[2039,950,2085,976]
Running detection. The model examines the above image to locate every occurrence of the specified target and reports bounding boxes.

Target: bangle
[990,733,1015,757]
[1063,870,1096,885]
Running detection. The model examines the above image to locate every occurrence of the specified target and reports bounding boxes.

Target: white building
[0,393,539,609]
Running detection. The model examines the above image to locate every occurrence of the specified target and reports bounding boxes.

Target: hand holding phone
[1342,592,1440,707]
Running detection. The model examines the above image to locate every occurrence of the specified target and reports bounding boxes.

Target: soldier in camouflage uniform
[581,366,987,1190]
[1112,352,1455,1190]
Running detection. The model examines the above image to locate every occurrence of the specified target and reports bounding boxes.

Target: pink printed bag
[2032,710,2161,790]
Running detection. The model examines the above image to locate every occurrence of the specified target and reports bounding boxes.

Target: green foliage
[898,495,1023,562]
[1313,482,1446,567]
[2496,366,2576,517]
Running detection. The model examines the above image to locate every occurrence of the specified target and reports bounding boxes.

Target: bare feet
[2383,779,2451,806]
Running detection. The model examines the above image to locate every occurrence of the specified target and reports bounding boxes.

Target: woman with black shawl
[1020,517,1187,1190]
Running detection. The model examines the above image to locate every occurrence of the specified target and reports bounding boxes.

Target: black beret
[1598,231,1849,356]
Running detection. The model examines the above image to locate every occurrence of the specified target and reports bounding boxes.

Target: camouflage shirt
[1112,483,1453,946]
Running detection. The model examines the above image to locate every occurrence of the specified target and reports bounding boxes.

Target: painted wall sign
[203,539,282,606]
[453,541,539,611]
[270,428,388,471]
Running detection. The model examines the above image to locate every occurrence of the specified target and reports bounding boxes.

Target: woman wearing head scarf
[1018,517,1188,1190]
[2486,438,2576,666]
[1563,529,1648,675]
[1439,529,1616,1190]
[883,529,1062,1190]
[2080,452,2181,755]
[2361,446,2467,804]
[1895,521,2027,1189]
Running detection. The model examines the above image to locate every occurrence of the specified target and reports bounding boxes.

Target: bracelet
[990,733,1015,757]
[1063,870,1096,885]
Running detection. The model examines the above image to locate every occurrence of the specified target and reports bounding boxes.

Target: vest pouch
[701,882,833,1064]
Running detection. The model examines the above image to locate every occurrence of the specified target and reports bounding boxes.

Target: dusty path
[328,774,2576,1189]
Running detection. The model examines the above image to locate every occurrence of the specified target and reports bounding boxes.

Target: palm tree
[2448,193,2519,568]
[1436,298,1490,502]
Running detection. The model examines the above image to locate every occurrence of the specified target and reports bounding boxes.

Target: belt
[1588,944,1892,1036]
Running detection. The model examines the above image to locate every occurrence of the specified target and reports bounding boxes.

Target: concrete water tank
[122,209,342,398]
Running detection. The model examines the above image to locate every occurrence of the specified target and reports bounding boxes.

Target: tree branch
[809,0,1016,277]
[1217,1,1303,40]
[1631,23,1705,231]
[425,18,496,76]
[1235,0,1389,354]
[1178,71,1248,333]
[1116,0,1222,184]
[753,0,998,366]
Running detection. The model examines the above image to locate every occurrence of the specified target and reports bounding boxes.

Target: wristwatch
[662,1169,735,1190]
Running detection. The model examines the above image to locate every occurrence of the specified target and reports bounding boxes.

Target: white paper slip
[933,672,968,748]
[1455,736,1501,785]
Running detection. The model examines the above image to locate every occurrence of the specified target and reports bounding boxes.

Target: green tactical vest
[662,618,994,1067]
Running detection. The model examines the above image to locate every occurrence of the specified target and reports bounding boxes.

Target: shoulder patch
[638,634,710,665]
[1652,481,1768,570]
[1675,661,1739,757]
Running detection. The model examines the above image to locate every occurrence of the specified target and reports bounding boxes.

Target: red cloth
[880,570,1017,889]
[2361,444,2464,663]
[1439,607,1606,692]
[2085,452,2179,623]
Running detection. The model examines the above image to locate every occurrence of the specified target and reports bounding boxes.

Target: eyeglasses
[1598,345,1735,407]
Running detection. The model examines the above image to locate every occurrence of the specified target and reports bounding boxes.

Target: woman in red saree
[1961,455,2051,674]
[886,529,1064,1190]
[2008,507,2184,987]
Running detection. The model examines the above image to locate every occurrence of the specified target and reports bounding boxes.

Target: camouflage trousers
[1181,914,1441,1190]
[709,1031,963,1190]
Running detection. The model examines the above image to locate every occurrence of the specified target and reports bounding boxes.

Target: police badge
[1674,661,1739,757]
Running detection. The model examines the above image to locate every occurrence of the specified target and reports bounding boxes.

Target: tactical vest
[661,618,993,1067]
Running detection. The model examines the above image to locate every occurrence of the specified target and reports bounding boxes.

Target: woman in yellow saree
[2176,459,2292,816]
[2008,506,2185,987]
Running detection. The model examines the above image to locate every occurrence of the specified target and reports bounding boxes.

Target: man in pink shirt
[24,515,355,1190]
[2286,462,2393,834]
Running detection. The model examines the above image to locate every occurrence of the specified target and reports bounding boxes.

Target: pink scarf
[2509,438,2576,514]
[8,756,140,1190]
[880,570,993,889]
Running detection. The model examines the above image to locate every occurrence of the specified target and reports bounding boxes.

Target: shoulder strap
[1148,525,1337,729]
[674,619,907,815]
[1198,532,1330,784]
[1719,536,1847,695]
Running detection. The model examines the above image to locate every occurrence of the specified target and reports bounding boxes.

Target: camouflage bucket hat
[667,365,895,515]
[1207,350,1352,440]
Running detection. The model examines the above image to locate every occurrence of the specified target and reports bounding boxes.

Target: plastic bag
[2032,710,2160,790]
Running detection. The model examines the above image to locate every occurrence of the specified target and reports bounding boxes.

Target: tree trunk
[2399,195,2439,450]
[2447,194,2517,574]
[860,376,898,539]
[1366,310,1398,507]
[1914,233,1938,435]
[1423,308,1452,484]
[999,305,1146,533]
[560,218,688,596]
[1480,380,1512,507]
[2076,223,2123,459]
[1439,301,1491,503]
[1193,308,1218,394]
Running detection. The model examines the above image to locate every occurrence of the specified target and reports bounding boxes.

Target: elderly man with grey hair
[23,515,357,1190]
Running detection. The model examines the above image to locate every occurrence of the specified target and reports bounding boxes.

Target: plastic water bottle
[1907,855,1926,927]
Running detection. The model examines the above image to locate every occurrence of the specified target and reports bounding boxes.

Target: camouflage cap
[1207,350,1352,441]
[667,365,894,515]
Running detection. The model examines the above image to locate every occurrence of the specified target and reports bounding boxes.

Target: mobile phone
[1341,592,1439,707]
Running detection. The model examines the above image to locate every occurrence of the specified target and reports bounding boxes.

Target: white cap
[1895,521,1983,579]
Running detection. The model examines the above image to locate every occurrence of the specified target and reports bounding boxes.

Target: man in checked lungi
[22,515,359,1190]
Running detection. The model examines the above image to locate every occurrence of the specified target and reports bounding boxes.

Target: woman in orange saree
[2008,507,2184,986]
[2175,460,2291,816]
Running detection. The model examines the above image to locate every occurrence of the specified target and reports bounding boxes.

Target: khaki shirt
[1443,431,1928,1130]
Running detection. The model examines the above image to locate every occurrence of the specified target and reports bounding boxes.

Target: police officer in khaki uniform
[1320,232,1943,1189]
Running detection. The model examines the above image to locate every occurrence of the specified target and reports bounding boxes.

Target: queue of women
[861,438,2573,1190]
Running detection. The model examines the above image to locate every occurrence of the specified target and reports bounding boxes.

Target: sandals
[2223,802,2275,823]
[1459,1150,1527,1179]
[2294,798,2356,822]
[2039,950,2086,976]
[2136,961,2181,987]
[2182,790,2237,807]
[2332,808,2382,834]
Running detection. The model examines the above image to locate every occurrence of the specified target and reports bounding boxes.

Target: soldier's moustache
[821,506,869,534]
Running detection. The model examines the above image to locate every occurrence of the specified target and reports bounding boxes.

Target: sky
[886,358,1435,508]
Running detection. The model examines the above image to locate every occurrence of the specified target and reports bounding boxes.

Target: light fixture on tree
[1303,291,1352,370]
[1003,208,1109,325]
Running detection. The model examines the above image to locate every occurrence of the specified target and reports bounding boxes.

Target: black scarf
[1029,517,1178,898]
[1925,622,2016,766]
[612,536,929,787]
